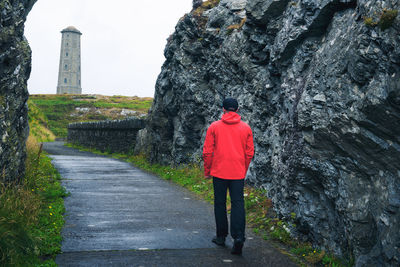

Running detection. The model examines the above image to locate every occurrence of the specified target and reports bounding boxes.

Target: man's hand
[205,175,212,179]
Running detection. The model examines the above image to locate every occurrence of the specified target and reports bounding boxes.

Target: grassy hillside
[28,100,56,142]
[29,94,153,138]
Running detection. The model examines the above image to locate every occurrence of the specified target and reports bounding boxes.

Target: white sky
[25,0,193,97]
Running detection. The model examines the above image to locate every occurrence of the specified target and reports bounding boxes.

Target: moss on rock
[378,9,398,30]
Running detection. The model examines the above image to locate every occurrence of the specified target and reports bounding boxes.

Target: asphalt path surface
[44,142,297,267]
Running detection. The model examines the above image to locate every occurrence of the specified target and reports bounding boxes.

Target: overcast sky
[25,0,193,97]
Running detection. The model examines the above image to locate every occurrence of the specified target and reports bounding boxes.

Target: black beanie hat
[223,98,239,111]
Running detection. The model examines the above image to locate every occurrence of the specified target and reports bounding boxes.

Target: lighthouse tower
[57,26,82,94]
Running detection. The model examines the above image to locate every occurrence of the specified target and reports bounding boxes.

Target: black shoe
[231,239,244,255]
[212,236,226,246]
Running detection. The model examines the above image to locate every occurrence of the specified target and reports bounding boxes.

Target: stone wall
[68,118,145,153]
[137,0,400,265]
[0,0,37,184]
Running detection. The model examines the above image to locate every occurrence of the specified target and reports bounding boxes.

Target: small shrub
[363,9,398,30]
[322,254,345,266]
[305,249,326,264]
[378,9,398,30]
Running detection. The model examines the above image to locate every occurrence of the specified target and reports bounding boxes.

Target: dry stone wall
[68,118,145,153]
[0,0,36,184]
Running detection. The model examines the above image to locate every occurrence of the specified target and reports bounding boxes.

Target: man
[203,98,254,255]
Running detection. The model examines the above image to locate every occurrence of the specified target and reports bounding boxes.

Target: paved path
[44,142,297,267]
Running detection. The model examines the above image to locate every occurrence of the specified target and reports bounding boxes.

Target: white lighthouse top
[61,26,82,35]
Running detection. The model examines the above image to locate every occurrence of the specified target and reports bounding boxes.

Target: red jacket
[203,112,254,179]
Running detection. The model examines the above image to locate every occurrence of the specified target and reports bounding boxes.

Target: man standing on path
[203,98,254,255]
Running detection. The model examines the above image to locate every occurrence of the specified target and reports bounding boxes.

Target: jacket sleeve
[244,128,254,172]
[202,125,215,177]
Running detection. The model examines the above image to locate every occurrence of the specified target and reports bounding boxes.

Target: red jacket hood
[203,111,254,179]
[221,112,241,124]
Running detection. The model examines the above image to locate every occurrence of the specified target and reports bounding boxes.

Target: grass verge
[0,136,67,266]
[66,142,353,267]
[28,100,56,142]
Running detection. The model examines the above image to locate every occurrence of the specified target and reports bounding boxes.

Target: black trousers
[213,177,245,240]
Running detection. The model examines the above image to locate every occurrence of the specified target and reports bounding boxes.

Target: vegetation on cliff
[192,0,221,29]
[0,140,66,266]
[363,8,398,30]
[193,0,220,17]
[30,94,153,137]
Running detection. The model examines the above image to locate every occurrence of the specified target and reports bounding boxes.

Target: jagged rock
[0,0,36,184]
[139,0,400,265]
[192,0,203,9]
[220,0,247,11]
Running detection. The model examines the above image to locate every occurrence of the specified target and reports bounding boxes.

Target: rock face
[139,0,400,265]
[192,0,203,9]
[0,0,36,184]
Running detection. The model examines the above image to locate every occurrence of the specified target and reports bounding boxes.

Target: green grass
[66,142,353,266]
[0,102,65,266]
[92,101,152,110]
[0,137,67,266]
[28,100,55,142]
[29,94,153,138]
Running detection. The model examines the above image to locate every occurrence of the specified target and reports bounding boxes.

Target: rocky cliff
[0,0,36,184]
[139,0,400,265]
